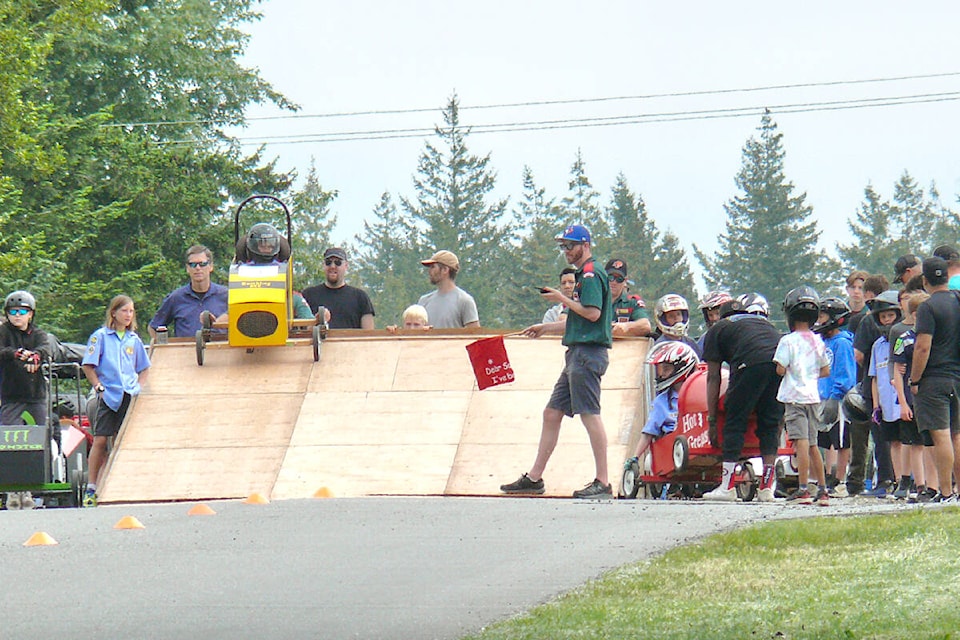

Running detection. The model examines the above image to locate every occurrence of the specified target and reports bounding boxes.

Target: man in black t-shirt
[701,300,784,502]
[301,247,376,329]
[911,257,960,501]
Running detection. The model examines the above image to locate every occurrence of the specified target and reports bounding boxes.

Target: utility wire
[160,91,960,148]
[107,71,960,129]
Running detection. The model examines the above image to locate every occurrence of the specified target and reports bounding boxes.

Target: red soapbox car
[621,363,794,501]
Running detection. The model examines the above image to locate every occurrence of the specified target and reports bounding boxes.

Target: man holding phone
[501,223,615,499]
[541,267,577,323]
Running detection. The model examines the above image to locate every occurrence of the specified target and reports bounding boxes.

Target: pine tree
[836,184,901,277]
[694,110,839,321]
[603,174,699,331]
[352,192,424,327]
[926,182,960,253]
[890,171,936,256]
[290,158,338,289]
[501,166,568,327]
[561,150,608,241]
[399,94,512,326]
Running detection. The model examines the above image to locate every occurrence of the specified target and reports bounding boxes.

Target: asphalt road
[0,496,932,640]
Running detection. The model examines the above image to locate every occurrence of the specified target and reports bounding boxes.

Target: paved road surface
[0,496,928,639]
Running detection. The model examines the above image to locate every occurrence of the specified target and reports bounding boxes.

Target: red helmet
[646,341,700,393]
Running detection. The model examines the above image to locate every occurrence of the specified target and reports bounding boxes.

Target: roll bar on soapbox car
[194,194,327,365]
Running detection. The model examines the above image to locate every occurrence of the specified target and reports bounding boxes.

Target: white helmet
[738,292,770,317]
[654,294,690,338]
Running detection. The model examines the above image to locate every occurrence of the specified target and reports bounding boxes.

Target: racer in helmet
[738,292,770,317]
[654,294,702,358]
[622,341,701,477]
[782,285,820,331]
[774,286,832,505]
[246,223,282,263]
[815,296,857,496]
[606,258,652,337]
[813,297,851,335]
[699,290,732,329]
[866,289,902,336]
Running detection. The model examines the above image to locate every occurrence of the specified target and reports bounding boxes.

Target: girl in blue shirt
[81,295,151,507]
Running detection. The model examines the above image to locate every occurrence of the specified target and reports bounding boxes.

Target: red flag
[465,335,515,390]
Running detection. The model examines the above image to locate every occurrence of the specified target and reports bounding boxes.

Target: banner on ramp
[466,336,514,390]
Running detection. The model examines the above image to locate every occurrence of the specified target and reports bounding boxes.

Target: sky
[236,1,960,286]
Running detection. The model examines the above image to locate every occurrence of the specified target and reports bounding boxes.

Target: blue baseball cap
[555,224,591,244]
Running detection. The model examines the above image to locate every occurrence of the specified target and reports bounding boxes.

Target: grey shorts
[0,400,47,427]
[783,403,821,442]
[547,344,609,416]
[913,377,960,434]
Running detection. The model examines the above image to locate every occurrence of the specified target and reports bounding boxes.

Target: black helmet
[246,223,281,262]
[782,286,820,329]
[718,297,746,319]
[813,297,851,335]
[842,384,871,422]
[4,290,36,312]
[866,289,902,328]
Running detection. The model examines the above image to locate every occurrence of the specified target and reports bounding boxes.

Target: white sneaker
[757,487,775,502]
[20,492,35,510]
[6,492,21,510]
[829,484,849,498]
[703,485,737,502]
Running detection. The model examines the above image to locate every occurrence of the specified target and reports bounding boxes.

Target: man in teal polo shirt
[500,224,615,499]
[606,258,652,337]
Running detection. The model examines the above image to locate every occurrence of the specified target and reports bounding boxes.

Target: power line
[108,71,960,129]
[159,90,960,148]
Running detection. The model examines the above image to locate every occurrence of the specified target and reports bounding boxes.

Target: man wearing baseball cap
[605,258,651,337]
[417,250,479,328]
[894,254,922,285]
[302,247,376,329]
[501,223,615,499]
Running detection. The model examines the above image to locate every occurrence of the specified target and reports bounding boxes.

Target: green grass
[465,509,960,640]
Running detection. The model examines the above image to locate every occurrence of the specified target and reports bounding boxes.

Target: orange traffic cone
[23,531,58,546]
[114,515,145,530]
[313,487,334,499]
[243,493,269,504]
[187,503,217,516]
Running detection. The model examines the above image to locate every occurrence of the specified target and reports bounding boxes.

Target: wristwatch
[95,384,105,393]
[908,380,919,387]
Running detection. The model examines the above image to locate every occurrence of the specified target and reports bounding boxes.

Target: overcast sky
[237,1,960,282]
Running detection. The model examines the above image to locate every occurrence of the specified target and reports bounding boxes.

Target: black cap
[933,244,959,262]
[604,258,627,278]
[323,247,348,261]
[893,254,920,283]
[923,256,949,285]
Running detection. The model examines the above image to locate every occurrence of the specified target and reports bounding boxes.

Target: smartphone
[534,286,550,294]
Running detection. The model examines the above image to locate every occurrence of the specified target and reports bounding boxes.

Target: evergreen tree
[352,192,423,327]
[561,150,608,242]
[399,95,512,326]
[501,166,567,327]
[926,182,960,253]
[890,171,936,256]
[603,174,699,331]
[290,158,338,289]
[836,184,901,276]
[694,111,839,322]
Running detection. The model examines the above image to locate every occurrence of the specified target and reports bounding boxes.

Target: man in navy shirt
[149,245,228,339]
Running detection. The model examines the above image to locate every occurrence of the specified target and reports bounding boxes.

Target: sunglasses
[187,260,211,268]
[7,308,29,316]
[324,257,344,266]
[557,241,581,251]
[609,275,626,283]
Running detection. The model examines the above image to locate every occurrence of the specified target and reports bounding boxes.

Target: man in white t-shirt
[417,250,480,329]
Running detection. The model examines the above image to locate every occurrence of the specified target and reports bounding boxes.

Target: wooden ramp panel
[98,344,314,503]
[99,334,651,503]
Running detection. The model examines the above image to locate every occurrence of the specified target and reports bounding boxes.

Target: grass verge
[465,508,960,639]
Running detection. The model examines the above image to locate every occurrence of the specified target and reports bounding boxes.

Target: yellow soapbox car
[194,194,326,365]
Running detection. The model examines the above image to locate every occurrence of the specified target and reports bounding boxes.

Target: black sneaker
[918,489,942,503]
[572,479,612,499]
[500,473,544,495]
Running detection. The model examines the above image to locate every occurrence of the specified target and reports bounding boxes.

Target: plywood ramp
[99,334,651,502]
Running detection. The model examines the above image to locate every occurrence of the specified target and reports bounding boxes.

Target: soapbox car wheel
[620,458,641,499]
[312,325,321,362]
[195,329,205,366]
[736,461,758,502]
[70,468,83,507]
[672,436,690,472]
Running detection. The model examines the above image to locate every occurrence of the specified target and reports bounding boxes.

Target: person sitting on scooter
[0,290,52,509]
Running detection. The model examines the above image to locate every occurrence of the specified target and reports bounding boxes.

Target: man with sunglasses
[606,258,652,337]
[302,247,375,329]
[149,245,228,340]
[501,224,615,499]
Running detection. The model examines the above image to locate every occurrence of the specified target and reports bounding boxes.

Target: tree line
[2,2,957,343]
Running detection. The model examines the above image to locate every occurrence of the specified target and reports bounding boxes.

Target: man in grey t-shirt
[417,250,480,329]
